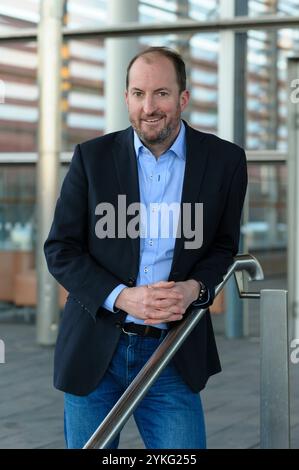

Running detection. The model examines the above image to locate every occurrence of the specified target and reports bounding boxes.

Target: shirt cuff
[102,284,127,313]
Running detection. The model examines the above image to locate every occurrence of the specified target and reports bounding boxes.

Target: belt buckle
[122,326,138,336]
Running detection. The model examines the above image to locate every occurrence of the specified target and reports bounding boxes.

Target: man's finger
[144,314,183,325]
[153,298,184,310]
[148,281,175,289]
[150,290,183,302]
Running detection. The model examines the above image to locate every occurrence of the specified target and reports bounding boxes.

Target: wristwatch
[192,280,209,306]
[197,280,207,301]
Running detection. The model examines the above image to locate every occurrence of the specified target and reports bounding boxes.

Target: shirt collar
[133,120,186,161]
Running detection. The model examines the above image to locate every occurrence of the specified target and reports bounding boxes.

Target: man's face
[125,54,189,149]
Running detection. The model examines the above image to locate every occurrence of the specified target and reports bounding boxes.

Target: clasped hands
[115,280,200,325]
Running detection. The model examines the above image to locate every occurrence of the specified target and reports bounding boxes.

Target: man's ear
[180,89,190,112]
[125,90,128,106]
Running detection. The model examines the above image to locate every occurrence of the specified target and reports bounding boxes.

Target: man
[44,47,247,449]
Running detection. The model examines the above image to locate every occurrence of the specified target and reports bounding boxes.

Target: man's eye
[158,92,168,97]
[133,92,142,97]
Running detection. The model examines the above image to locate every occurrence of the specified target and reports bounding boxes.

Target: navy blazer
[44,122,247,395]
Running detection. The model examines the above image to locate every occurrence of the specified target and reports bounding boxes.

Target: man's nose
[143,96,156,115]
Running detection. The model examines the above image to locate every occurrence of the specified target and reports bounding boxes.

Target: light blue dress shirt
[102,121,186,329]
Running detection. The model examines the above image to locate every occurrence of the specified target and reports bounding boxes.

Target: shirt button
[144,267,149,273]
[149,240,153,246]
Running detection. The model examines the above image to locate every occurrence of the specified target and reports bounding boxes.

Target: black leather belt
[122,322,166,339]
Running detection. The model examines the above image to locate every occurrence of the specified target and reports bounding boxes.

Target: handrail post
[260,289,290,448]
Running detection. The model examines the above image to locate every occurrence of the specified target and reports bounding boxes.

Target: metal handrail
[83,253,263,449]
[1,14,299,42]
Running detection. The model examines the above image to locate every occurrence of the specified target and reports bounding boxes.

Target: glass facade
[245,163,287,250]
[0,0,296,302]
[0,165,68,252]
[0,165,35,251]
[1,0,298,151]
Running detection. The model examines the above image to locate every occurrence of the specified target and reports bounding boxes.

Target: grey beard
[136,125,172,145]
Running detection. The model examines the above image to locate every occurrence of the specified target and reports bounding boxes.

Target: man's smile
[142,117,164,125]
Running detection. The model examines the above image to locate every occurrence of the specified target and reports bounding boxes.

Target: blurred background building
[1,0,299,451]
[0,0,297,315]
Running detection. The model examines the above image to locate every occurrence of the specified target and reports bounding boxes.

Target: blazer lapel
[112,127,140,270]
[171,123,209,272]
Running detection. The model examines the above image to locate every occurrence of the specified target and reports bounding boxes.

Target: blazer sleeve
[44,144,123,320]
[188,148,248,302]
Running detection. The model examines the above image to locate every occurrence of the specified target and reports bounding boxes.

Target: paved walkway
[0,291,298,449]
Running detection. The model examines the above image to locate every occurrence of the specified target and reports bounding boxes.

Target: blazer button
[115,321,122,329]
[128,277,136,286]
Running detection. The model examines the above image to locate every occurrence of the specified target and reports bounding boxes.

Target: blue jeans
[64,330,206,449]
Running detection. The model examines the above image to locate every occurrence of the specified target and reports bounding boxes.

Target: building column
[36,0,64,345]
[218,0,248,338]
[106,0,139,133]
